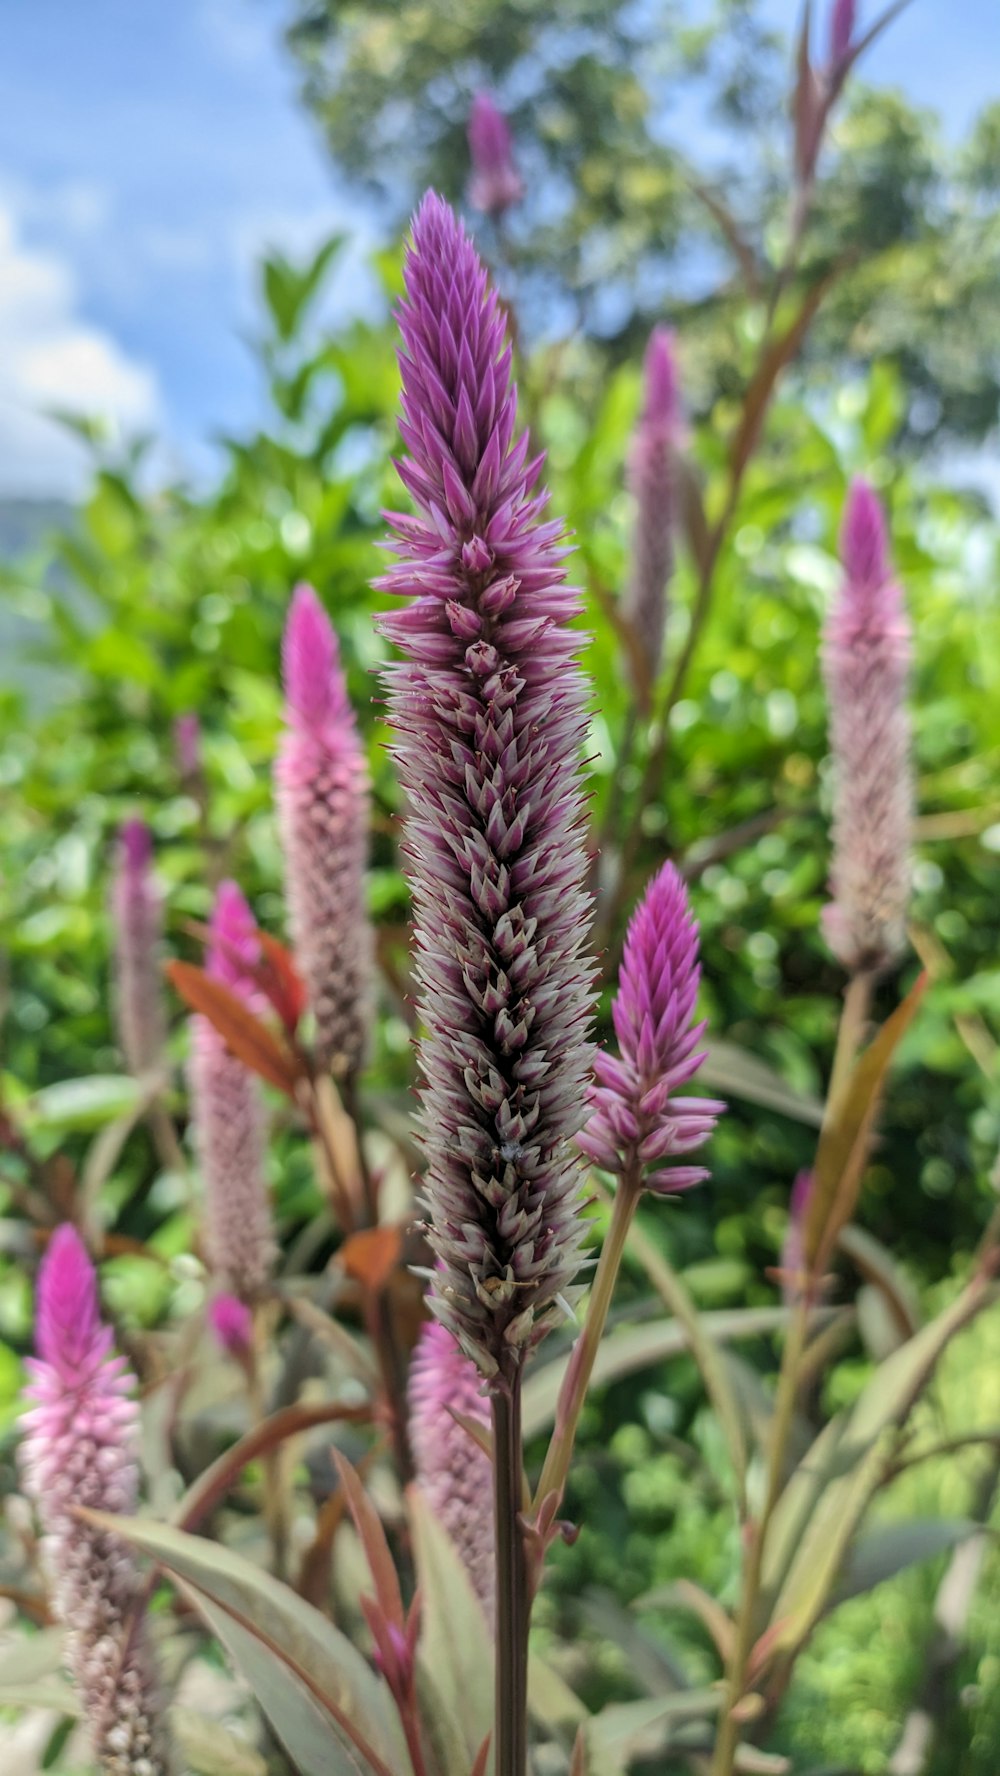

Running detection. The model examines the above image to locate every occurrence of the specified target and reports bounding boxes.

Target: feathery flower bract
[112,819,165,1079]
[822,478,913,975]
[579,862,723,1194]
[276,582,372,1080]
[467,93,523,218]
[20,1226,173,1775]
[623,326,680,695]
[409,1319,494,1623]
[189,882,276,1300]
[380,193,595,1383]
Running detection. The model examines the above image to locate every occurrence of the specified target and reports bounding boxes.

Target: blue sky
[0,0,994,496]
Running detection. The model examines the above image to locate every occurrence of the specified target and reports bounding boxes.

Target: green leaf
[804,974,927,1269]
[578,1689,720,1772]
[83,1513,406,1776]
[700,1040,824,1126]
[766,1277,996,1654]
[0,1628,78,1716]
[829,1517,983,1611]
[172,1707,269,1776]
[522,1306,817,1442]
[408,1483,493,1776]
[25,1074,142,1133]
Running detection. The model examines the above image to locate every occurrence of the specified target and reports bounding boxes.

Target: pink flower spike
[174,712,201,780]
[467,92,524,218]
[208,1291,254,1362]
[19,1226,172,1773]
[282,582,348,732]
[276,583,372,1079]
[623,327,681,695]
[580,863,723,1194]
[380,194,596,1381]
[189,882,276,1301]
[112,817,166,1078]
[822,478,913,975]
[409,1320,494,1626]
[207,878,262,1000]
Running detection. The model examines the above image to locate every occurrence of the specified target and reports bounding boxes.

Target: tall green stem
[535,1177,639,1510]
[493,1374,529,1776]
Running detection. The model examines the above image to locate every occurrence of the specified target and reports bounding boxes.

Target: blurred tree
[284,0,1000,444]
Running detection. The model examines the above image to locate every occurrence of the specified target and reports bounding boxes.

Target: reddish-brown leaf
[332,1452,405,1632]
[470,1734,493,1776]
[174,1401,371,1537]
[339,1225,403,1295]
[166,961,303,1097]
[257,932,310,1035]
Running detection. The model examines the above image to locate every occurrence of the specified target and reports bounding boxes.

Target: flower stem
[492,1372,529,1776]
[534,1176,639,1511]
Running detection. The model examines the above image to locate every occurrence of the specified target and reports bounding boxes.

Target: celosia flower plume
[173,712,201,781]
[189,881,276,1300]
[380,193,596,1383]
[20,1225,173,1775]
[822,478,913,975]
[579,862,723,1193]
[276,582,372,1080]
[623,326,680,696]
[409,1319,494,1624]
[112,818,166,1078]
[467,92,523,218]
[207,1291,254,1362]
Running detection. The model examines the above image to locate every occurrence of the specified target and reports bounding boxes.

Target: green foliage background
[2,4,1000,1768]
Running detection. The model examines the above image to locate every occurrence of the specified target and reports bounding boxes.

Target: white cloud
[0,199,159,497]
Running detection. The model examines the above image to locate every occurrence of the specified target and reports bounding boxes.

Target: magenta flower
[207,1291,254,1363]
[624,327,680,697]
[467,92,524,219]
[275,582,372,1080]
[579,863,723,1194]
[409,1319,494,1624]
[19,1226,172,1774]
[173,712,201,782]
[380,193,596,1382]
[822,479,913,975]
[189,882,276,1300]
[112,819,166,1078]
[780,1169,814,1306]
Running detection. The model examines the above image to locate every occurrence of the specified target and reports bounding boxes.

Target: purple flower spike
[275,583,372,1080]
[780,1169,814,1305]
[624,327,680,695]
[189,882,276,1301]
[20,1226,172,1774]
[112,818,166,1078]
[208,1291,254,1362]
[379,193,596,1382]
[409,1320,494,1625]
[822,479,913,975]
[467,92,524,218]
[579,863,723,1195]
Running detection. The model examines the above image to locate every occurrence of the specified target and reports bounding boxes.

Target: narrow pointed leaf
[167,961,303,1097]
[804,974,927,1268]
[80,1512,407,1776]
[408,1483,492,1772]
